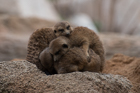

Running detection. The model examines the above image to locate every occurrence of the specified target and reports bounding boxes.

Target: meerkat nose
[54,58,57,62]
[66,32,70,36]
[54,56,58,62]
[65,30,70,34]
[66,32,70,35]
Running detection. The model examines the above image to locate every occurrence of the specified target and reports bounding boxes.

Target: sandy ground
[103,54,140,93]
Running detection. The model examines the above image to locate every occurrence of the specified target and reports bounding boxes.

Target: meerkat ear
[71,27,73,31]
[52,27,56,33]
[62,44,68,48]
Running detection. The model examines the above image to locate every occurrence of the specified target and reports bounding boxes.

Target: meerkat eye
[67,25,70,30]
[54,30,57,33]
[62,44,68,48]
[55,50,60,55]
[59,29,64,32]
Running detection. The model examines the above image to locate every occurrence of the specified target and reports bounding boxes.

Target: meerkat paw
[85,52,91,62]
[87,55,91,62]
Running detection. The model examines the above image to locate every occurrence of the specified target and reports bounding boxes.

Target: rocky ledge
[0,60,131,93]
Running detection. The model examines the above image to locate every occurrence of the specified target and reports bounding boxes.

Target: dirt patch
[103,54,140,93]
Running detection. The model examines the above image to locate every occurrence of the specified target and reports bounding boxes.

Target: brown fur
[26,28,56,71]
[54,22,105,71]
[49,36,101,74]
[39,47,56,74]
[49,36,71,62]
[54,21,73,37]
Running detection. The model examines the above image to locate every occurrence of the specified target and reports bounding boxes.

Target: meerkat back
[71,27,105,71]
[54,47,88,74]
[26,28,56,71]
[83,49,101,72]
[54,47,102,74]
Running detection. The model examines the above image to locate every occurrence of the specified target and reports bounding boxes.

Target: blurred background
[0,0,140,61]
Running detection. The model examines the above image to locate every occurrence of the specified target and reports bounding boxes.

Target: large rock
[0,60,132,93]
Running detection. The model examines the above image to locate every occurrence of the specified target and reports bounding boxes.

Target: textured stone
[0,60,132,93]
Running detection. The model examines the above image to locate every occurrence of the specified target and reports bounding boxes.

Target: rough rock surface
[103,54,140,93]
[0,61,131,93]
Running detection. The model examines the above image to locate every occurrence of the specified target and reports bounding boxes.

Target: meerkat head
[53,21,73,37]
[49,36,70,62]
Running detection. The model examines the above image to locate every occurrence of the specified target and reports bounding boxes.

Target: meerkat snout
[49,36,70,62]
[53,44,68,62]
[54,21,73,37]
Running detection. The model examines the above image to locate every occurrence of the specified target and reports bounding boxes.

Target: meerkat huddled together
[26,21,105,74]
[49,36,101,74]
[53,22,105,71]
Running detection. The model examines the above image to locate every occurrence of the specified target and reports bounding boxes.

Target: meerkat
[49,36,101,74]
[49,36,71,62]
[39,47,56,75]
[26,28,56,71]
[53,21,105,71]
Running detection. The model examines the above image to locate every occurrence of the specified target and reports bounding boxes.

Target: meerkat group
[53,22,105,71]
[26,21,105,74]
[49,36,101,74]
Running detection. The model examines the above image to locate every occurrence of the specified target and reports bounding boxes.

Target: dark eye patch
[54,30,57,33]
[67,25,70,30]
[62,44,68,48]
[59,29,64,32]
[55,50,60,55]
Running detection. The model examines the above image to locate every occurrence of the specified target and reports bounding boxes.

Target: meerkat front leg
[81,40,90,62]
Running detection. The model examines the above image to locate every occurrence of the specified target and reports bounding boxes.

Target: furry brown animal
[49,36,101,74]
[49,36,71,62]
[26,28,56,71]
[54,22,105,71]
[53,21,73,37]
[39,47,56,74]
[54,48,101,74]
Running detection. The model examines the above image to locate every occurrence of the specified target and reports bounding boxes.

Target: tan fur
[49,36,101,74]
[49,36,70,62]
[54,21,73,37]
[39,47,56,74]
[54,22,105,71]
[26,28,56,71]
[83,49,101,72]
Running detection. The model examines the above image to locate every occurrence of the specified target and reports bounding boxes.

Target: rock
[100,33,140,59]
[0,60,132,93]
[103,54,140,93]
